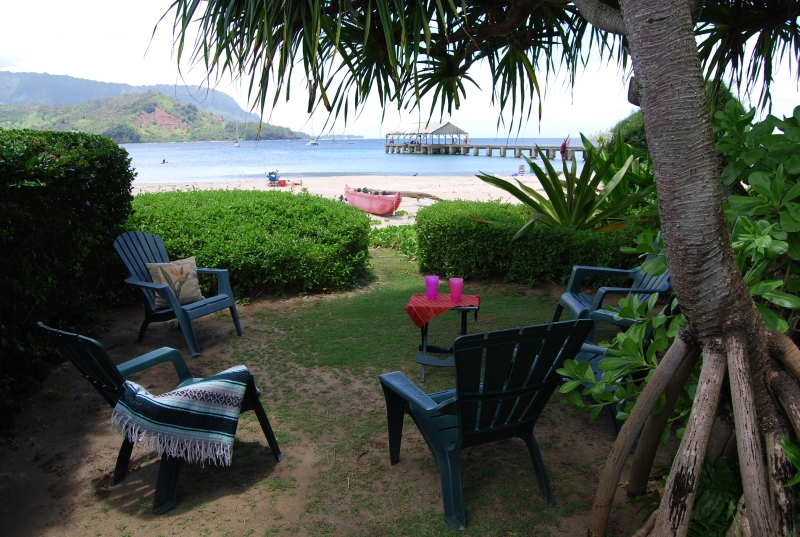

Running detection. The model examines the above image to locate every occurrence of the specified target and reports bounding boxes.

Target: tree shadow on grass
[91,438,282,516]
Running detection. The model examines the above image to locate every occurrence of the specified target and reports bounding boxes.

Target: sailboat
[233,123,240,147]
[306,120,320,146]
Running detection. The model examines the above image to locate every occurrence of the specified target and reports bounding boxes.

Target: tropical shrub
[369,225,418,258]
[415,199,652,284]
[478,134,656,234]
[0,129,135,427]
[127,189,371,294]
[718,103,800,331]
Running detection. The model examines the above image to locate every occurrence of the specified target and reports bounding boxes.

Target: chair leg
[153,455,184,515]
[175,311,201,356]
[137,319,150,343]
[113,438,135,483]
[229,305,244,336]
[244,378,282,461]
[522,432,556,506]
[433,446,467,531]
[381,385,407,465]
[552,304,564,323]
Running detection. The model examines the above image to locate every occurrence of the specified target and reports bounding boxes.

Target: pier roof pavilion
[385,122,468,145]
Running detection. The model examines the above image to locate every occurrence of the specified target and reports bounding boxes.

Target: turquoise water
[123,137,586,184]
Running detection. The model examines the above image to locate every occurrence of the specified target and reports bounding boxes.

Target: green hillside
[0,91,304,143]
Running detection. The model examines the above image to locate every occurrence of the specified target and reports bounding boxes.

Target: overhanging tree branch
[573,0,626,35]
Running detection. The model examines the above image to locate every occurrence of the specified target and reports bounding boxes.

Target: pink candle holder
[425,275,439,300]
[449,278,464,303]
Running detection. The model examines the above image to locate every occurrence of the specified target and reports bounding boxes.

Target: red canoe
[345,185,402,216]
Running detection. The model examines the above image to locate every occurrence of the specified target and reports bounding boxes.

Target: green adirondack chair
[379,319,593,530]
[552,257,671,328]
[113,231,243,356]
[38,322,281,514]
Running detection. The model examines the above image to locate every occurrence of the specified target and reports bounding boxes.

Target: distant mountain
[0,91,304,143]
[0,71,261,123]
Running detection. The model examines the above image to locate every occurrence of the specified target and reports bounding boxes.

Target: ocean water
[123,137,587,184]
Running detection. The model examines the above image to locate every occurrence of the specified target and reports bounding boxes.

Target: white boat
[306,120,320,145]
[233,123,240,147]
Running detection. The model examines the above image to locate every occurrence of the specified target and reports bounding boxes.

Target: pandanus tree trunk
[575,0,799,535]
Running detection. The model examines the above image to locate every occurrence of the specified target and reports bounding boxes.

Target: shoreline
[132,174,541,227]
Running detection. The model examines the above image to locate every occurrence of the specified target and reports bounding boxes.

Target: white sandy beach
[133,174,543,227]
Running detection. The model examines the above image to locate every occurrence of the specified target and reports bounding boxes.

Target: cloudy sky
[2,0,798,138]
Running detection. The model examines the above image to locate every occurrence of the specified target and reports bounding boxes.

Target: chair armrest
[580,343,609,356]
[123,277,169,292]
[197,268,233,297]
[591,287,664,310]
[566,266,637,293]
[379,372,455,413]
[118,347,198,387]
[123,278,183,311]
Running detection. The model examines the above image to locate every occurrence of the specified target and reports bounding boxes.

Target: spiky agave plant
[477,135,656,236]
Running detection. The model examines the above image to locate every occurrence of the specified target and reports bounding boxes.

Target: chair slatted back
[454,320,593,440]
[113,231,171,309]
[38,323,125,407]
[631,253,671,302]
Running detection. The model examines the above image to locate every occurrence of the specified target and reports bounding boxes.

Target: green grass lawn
[19,248,637,537]
[185,249,619,536]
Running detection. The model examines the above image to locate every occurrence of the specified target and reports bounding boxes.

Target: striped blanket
[111,365,250,467]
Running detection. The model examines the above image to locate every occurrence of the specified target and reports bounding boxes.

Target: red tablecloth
[404,294,481,328]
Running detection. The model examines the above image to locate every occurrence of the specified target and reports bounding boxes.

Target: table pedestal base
[414,354,455,382]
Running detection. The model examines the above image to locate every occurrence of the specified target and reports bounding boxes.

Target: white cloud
[2,1,798,137]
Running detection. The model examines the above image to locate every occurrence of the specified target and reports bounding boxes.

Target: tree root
[768,331,800,382]
[587,332,697,536]
[632,510,657,537]
[652,339,727,536]
[706,416,735,464]
[725,330,774,536]
[725,496,751,537]
[768,365,800,439]
[628,347,700,497]
[764,426,797,536]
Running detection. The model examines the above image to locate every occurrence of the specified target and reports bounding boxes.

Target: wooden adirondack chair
[113,231,243,356]
[380,319,594,530]
[552,256,671,334]
[38,322,282,514]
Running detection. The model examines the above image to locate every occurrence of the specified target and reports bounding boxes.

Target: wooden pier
[383,143,587,160]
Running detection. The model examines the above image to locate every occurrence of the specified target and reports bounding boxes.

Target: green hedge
[0,129,135,426]
[127,189,371,294]
[416,200,653,284]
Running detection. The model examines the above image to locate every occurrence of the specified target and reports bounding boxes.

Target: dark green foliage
[688,458,742,537]
[102,124,141,143]
[0,129,135,426]
[415,200,652,284]
[127,190,371,295]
